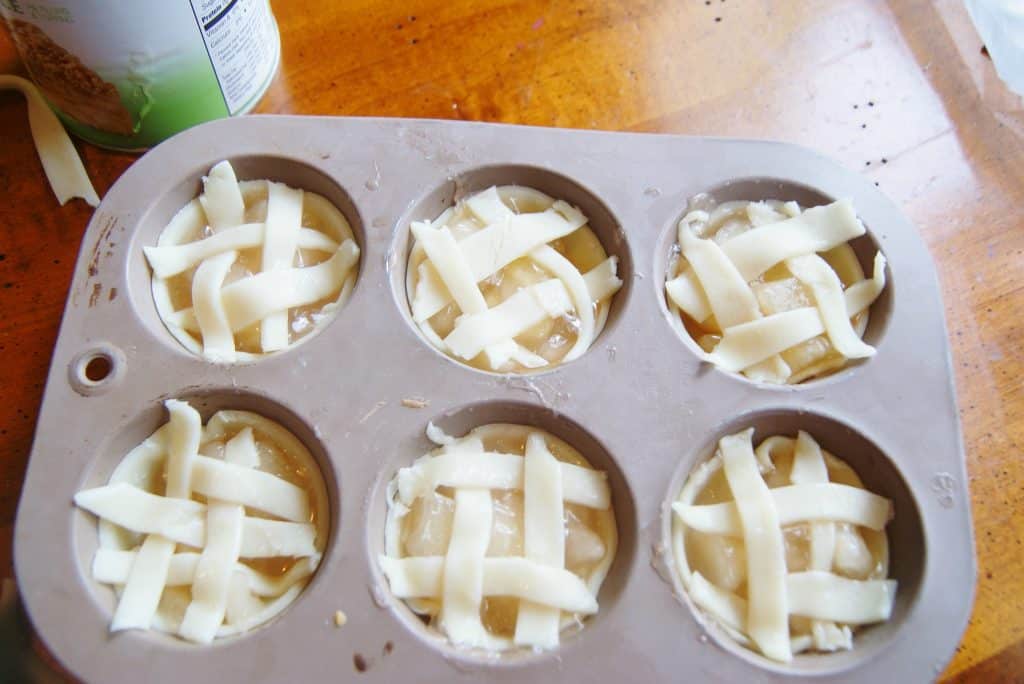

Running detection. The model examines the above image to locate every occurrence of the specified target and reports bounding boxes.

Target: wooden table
[1,1,1021,681]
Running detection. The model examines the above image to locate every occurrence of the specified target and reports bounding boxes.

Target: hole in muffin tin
[68,343,125,396]
[127,155,366,363]
[663,408,925,676]
[654,177,893,388]
[71,388,338,644]
[388,164,634,375]
[367,400,638,664]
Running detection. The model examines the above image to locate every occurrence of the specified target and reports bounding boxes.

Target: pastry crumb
[401,398,429,409]
[334,610,348,627]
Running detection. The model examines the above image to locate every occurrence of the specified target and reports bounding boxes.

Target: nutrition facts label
[190,0,278,114]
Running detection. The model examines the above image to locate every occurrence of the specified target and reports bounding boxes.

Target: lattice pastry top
[407,186,622,373]
[73,400,328,644]
[146,161,360,363]
[672,429,896,662]
[665,199,887,384]
[380,423,618,651]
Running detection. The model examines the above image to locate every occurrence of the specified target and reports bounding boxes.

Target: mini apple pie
[73,400,329,644]
[380,423,617,651]
[672,428,896,662]
[146,161,360,362]
[406,186,622,372]
[665,199,886,383]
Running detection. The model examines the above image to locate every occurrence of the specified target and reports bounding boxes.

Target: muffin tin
[14,116,974,683]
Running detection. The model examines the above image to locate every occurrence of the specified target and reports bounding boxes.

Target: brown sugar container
[1,0,280,150]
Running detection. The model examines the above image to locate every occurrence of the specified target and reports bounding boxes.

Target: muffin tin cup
[14,116,973,683]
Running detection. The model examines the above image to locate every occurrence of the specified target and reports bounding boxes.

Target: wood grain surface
[1,1,1021,681]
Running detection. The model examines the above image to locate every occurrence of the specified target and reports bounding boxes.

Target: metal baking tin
[14,116,974,683]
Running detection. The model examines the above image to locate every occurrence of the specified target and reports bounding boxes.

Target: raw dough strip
[514,433,566,648]
[444,278,570,360]
[720,428,791,663]
[677,226,762,329]
[165,400,201,498]
[260,181,304,352]
[411,222,489,316]
[443,258,620,363]
[190,454,310,522]
[458,201,586,281]
[528,245,595,362]
[74,483,318,558]
[666,201,864,322]
[109,535,175,632]
[788,431,848,651]
[396,451,611,509]
[0,75,100,207]
[179,428,255,643]
[144,225,338,279]
[689,570,895,632]
[379,556,598,614]
[110,400,200,631]
[786,254,875,359]
[411,191,586,322]
[191,250,239,362]
[786,572,897,624]
[483,339,550,370]
[199,161,245,231]
[440,488,494,648]
[169,240,360,334]
[672,481,891,535]
[92,550,316,598]
[708,253,886,372]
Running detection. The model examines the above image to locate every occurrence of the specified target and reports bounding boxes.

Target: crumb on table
[401,398,429,409]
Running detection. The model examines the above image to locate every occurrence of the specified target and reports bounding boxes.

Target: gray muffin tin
[14,116,975,683]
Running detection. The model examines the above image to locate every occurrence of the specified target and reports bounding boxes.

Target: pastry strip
[179,428,256,643]
[788,431,847,650]
[689,571,896,632]
[145,225,337,279]
[191,250,238,362]
[720,428,791,662]
[92,550,316,598]
[396,451,610,509]
[666,201,864,322]
[672,482,891,535]
[199,161,245,231]
[515,433,565,648]
[708,253,886,372]
[260,181,304,351]
[528,246,595,362]
[75,483,317,558]
[677,227,761,329]
[379,556,598,614]
[442,258,620,363]
[786,254,875,359]
[410,222,489,316]
[110,400,200,631]
[190,454,310,522]
[439,488,493,647]
[0,75,100,207]
[411,193,586,322]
